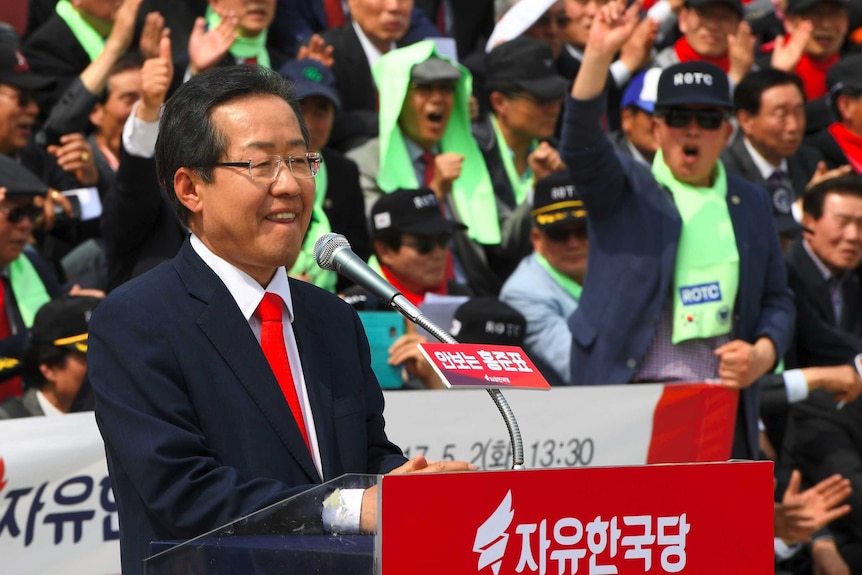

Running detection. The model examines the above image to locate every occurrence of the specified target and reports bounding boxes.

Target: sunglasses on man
[656,107,727,130]
[400,233,452,254]
[544,224,588,243]
[0,203,43,224]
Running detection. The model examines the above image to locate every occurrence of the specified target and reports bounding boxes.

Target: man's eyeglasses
[0,87,36,108]
[657,108,727,130]
[211,153,322,183]
[401,233,452,254]
[544,225,587,243]
[0,203,43,224]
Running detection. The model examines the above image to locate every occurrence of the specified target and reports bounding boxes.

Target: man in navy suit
[89,64,472,575]
[561,0,794,460]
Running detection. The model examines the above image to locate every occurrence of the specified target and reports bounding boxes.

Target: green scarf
[206,7,271,69]
[535,253,582,301]
[289,171,336,292]
[9,254,51,328]
[491,114,535,206]
[372,41,500,245]
[652,149,739,344]
[55,0,108,62]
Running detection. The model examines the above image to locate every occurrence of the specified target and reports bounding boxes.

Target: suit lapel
[726,179,750,334]
[175,243,321,483]
[728,134,764,185]
[789,242,837,324]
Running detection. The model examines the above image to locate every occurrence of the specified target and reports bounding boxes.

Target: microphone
[314,232,525,469]
[313,233,422,322]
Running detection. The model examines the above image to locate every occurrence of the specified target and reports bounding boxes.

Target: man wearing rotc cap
[563,0,793,460]
[0,295,101,418]
[501,171,588,385]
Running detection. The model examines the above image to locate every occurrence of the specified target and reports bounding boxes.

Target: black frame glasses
[211,153,322,183]
[400,233,452,254]
[657,108,727,130]
[0,203,43,224]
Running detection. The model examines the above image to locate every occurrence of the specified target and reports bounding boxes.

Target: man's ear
[174,167,203,215]
[89,104,104,129]
[489,91,508,117]
[374,239,396,267]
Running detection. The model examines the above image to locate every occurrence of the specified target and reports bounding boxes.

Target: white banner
[0,383,733,574]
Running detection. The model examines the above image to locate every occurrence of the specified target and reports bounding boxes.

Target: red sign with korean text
[418,343,551,390]
[379,461,773,574]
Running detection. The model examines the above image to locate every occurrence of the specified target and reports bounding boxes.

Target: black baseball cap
[485,37,569,101]
[370,188,467,236]
[0,155,49,198]
[827,53,862,96]
[28,296,102,354]
[410,56,461,85]
[684,0,743,17]
[278,58,342,111]
[0,36,53,92]
[449,297,526,346]
[655,61,732,109]
[786,0,849,15]
[531,171,587,230]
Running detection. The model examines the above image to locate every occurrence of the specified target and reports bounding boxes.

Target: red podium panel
[380,461,772,574]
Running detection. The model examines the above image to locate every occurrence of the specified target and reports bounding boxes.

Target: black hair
[155,65,309,224]
[803,174,862,220]
[733,69,805,115]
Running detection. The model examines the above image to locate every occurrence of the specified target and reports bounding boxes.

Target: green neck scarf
[206,7,270,69]
[372,41,500,245]
[315,158,328,212]
[535,252,582,301]
[56,0,108,62]
[9,254,51,328]
[652,149,739,344]
[491,114,535,206]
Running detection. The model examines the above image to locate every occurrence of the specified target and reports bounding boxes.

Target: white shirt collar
[36,389,64,416]
[742,136,788,180]
[189,234,295,323]
[352,20,395,69]
[564,43,584,61]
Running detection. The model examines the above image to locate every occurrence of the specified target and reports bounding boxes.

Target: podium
[144,461,773,574]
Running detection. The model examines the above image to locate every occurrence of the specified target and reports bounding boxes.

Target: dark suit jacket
[805,127,852,171]
[721,132,823,199]
[414,0,494,58]
[321,148,371,269]
[90,239,406,575]
[101,147,187,292]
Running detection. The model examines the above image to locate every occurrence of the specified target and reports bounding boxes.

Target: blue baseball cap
[621,68,661,113]
[278,58,341,111]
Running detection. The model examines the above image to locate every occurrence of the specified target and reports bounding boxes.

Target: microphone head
[313,233,350,271]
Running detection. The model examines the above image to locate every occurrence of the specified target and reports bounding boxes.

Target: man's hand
[359,455,477,532]
[807,162,854,190]
[804,365,862,404]
[619,17,658,74]
[775,470,852,544]
[138,11,167,59]
[714,337,775,389]
[771,20,813,72]
[68,284,106,298]
[139,32,174,121]
[188,13,238,76]
[296,34,334,68]
[727,21,755,85]
[388,333,444,389]
[528,142,566,182]
[104,0,143,55]
[430,152,464,201]
[573,0,641,100]
[812,538,851,575]
[47,133,98,186]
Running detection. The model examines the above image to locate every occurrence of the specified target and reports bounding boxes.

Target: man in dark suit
[723,69,824,201]
[784,174,862,568]
[89,64,472,575]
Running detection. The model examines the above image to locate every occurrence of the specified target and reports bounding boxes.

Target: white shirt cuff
[122,100,161,158]
[774,537,801,560]
[322,488,365,533]
[610,60,632,88]
[783,369,809,404]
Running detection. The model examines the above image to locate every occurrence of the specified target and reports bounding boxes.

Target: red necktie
[421,151,436,187]
[257,293,311,452]
[324,0,347,28]
[0,279,21,402]
[244,56,257,65]
[435,2,447,35]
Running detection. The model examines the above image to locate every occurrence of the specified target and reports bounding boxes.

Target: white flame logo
[473,490,514,575]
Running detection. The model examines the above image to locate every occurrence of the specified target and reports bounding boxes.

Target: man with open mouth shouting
[560,0,794,462]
